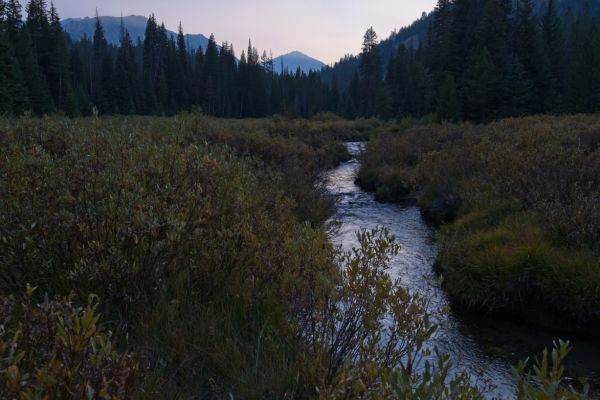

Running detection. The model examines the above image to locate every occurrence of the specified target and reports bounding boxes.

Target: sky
[50,0,437,65]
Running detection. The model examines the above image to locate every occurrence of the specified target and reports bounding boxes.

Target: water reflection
[325,143,600,399]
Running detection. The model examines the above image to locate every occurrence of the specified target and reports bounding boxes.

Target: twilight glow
[50,0,437,64]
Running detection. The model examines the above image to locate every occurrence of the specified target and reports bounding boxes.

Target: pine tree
[463,48,501,123]
[477,0,511,68]
[542,0,566,112]
[511,0,551,113]
[437,72,460,122]
[428,0,454,86]
[192,46,204,107]
[358,27,383,117]
[47,2,73,110]
[388,45,411,116]
[404,55,430,118]
[24,0,55,112]
[500,55,533,117]
[69,46,91,115]
[25,0,49,52]
[15,27,53,114]
[566,7,600,113]
[0,0,5,24]
[175,22,189,109]
[343,71,360,118]
[0,16,28,115]
[5,0,21,41]
[142,15,157,113]
[202,34,219,114]
[114,19,138,114]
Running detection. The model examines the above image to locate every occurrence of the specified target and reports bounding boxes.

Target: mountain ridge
[62,15,326,71]
[61,15,211,51]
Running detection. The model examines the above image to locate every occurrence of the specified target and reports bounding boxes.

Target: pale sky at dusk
[50,0,437,64]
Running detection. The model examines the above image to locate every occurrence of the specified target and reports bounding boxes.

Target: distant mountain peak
[287,50,308,57]
[273,51,325,74]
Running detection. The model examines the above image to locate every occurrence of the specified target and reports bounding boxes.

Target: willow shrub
[358,115,600,327]
[0,287,139,399]
[0,115,343,396]
[0,115,589,399]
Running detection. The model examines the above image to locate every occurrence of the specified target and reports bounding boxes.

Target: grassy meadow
[0,114,591,399]
[358,114,600,334]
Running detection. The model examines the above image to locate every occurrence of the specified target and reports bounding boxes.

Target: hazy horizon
[51,0,436,64]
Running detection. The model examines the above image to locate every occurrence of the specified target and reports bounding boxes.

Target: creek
[325,142,600,398]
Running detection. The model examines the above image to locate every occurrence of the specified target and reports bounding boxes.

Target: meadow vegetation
[358,114,600,334]
[0,114,590,398]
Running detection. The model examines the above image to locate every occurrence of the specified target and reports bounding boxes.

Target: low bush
[358,115,600,330]
[0,287,139,399]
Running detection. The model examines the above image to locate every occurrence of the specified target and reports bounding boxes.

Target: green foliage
[0,288,139,399]
[0,115,593,398]
[436,73,460,122]
[0,115,381,397]
[463,48,500,123]
[358,115,600,328]
[515,341,590,400]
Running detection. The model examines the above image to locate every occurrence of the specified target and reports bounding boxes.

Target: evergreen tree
[175,22,190,109]
[0,16,28,114]
[15,27,53,114]
[437,72,460,122]
[92,14,114,114]
[343,71,360,118]
[69,46,91,115]
[404,55,430,118]
[142,14,162,113]
[0,0,5,24]
[5,0,21,41]
[428,0,454,87]
[463,48,501,123]
[202,34,219,114]
[114,19,138,114]
[388,45,411,116]
[192,46,204,107]
[566,7,600,113]
[500,55,533,117]
[25,0,54,112]
[511,0,551,113]
[358,27,383,117]
[477,0,511,68]
[542,0,566,112]
[47,2,73,110]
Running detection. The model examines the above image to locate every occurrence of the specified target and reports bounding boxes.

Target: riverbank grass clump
[358,115,600,332]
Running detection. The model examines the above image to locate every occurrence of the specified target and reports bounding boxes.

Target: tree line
[346,0,600,122]
[1,0,600,121]
[0,0,337,117]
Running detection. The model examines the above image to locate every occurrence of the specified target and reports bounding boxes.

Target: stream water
[324,142,600,399]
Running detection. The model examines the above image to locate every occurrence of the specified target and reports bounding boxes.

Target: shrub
[358,115,600,328]
[0,287,139,399]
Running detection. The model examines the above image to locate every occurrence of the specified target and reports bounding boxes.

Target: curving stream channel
[324,143,600,399]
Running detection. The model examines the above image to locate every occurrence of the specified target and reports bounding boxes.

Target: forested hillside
[342,0,600,121]
[320,12,432,90]
[0,0,336,118]
[0,0,599,122]
[536,0,600,20]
